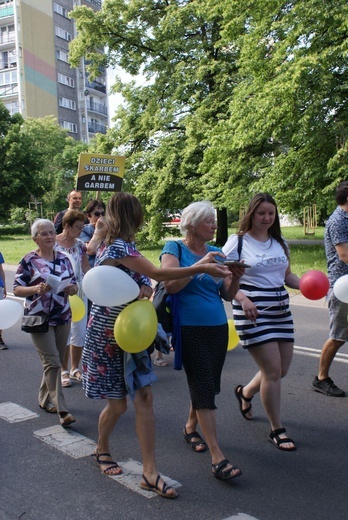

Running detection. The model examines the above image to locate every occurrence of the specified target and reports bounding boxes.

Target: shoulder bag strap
[237,234,243,260]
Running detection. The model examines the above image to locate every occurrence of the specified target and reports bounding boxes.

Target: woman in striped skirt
[223,193,300,451]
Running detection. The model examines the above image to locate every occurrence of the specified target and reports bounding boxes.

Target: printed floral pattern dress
[82,239,153,400]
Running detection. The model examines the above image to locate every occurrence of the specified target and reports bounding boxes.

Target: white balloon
[0,299,24,329]
[333,274,348,303]
[82,265,140,307]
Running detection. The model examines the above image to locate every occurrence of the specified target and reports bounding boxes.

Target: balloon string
[247,291,302,326]
[257,291,301,313]
[29,294,43,305]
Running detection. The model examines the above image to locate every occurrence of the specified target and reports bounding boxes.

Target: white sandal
[70,368,82,382]
[154,358,168,367]
[61,370,72,387]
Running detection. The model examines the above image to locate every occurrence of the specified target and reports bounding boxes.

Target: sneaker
[0,338,8,350]
[312,376,345,397]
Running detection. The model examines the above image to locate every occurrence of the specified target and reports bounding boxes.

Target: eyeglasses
[93,211,105,217]
[72,224,84,231]
[37,230,56,237]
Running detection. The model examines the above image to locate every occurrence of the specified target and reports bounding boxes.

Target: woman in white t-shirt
[223,193,300,451]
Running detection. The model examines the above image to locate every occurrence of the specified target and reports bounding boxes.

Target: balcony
[88,122,107,134]
[85,80,106,94]
[85,0,102,8]
[0,6,14,18]
[87,100,108,116]
[0,60,16,70]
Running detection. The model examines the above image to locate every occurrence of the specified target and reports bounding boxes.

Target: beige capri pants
[31,323,71,413]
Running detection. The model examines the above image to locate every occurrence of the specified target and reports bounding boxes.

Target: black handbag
[152,241,182,333]
[21,312,49,333]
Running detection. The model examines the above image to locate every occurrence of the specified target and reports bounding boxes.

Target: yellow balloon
[114,300,158,353]
[227,319,240,351]
[68,295,86,322]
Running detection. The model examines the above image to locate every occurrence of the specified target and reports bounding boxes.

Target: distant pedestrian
[312,181,348,397]
[0,251,8,350]
[79,199,106,268]
[55,210,90,387]
[53,190,83,234]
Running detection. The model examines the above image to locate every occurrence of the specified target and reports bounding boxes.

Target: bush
[0,223,29,235]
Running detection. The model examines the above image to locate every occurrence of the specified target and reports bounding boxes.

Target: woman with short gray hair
[13,219,78,427]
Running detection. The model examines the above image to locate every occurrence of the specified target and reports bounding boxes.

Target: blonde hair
[105,192,143,244]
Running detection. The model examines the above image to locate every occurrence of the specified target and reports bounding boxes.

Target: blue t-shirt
[0,252,4,287]
[160,240,227,326]
[325,206,348,286]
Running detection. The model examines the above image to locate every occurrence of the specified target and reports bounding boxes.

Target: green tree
[70,0,348,236]
[203,0,348,222]
[0,104,88,221]
[69,0,240,243]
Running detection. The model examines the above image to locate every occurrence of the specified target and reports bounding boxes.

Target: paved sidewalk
[289,291,327,308]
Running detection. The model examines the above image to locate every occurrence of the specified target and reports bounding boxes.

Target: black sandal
[235,385,253,420]
[269,428,296,451]
[92,451,122,475]
[140,474,178,499]
[212,459,242,480]
[183,427,207,452]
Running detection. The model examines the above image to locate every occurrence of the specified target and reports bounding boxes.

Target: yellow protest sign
[77,153,125,192]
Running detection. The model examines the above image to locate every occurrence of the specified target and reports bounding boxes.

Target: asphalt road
[1,267,348,520]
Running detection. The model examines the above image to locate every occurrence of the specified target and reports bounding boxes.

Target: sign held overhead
[77,153,125,192]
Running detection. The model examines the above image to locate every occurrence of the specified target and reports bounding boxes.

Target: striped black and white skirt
[233,284,294,349]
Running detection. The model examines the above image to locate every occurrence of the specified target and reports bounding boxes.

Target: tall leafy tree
[0,105,88,220]
[69,0,240,243]
[203,0,348,221]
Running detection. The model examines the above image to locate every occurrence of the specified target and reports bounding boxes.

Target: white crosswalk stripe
[0,401,181,499]
[0,402,39,422]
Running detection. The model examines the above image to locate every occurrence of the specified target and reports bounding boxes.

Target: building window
[0,24,15,44]
[53,3,70,18]
[56,50,69,63]
[59,96,76,110]
[61,121,77,133]
[55,26,71,41]
[58,72,75,87]
[0,69,17,86]
[4,100,19,115]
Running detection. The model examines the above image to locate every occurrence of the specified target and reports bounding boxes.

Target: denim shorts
[328,289,348,341]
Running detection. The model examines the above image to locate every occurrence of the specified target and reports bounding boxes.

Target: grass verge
[0,226,326,275]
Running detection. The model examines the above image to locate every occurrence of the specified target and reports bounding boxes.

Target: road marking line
[0,402,39,423]
[223,514,260,520]
[105,459,181,498]
[34,425,97,459]
[33,426,182,497]
[294,345,348,363]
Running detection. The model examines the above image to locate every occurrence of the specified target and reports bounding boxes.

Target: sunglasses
[93,211,105,217]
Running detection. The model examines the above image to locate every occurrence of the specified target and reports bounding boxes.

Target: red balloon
[299,270,329,300]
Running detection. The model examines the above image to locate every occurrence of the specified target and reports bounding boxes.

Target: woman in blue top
[161,201,245,481]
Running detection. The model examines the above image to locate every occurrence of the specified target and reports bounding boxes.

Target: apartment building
[0,0,108,142]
